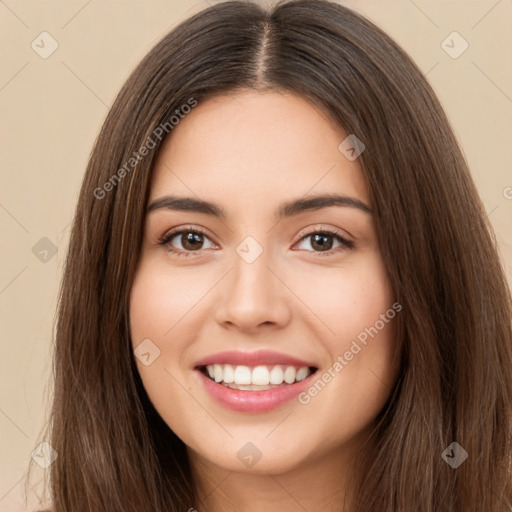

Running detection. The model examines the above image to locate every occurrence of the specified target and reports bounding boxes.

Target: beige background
[1,0,511,509]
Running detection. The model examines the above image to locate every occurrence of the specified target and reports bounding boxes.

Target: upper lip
[194,350,318,369]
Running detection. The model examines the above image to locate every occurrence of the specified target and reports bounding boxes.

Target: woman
[29,0,512,510]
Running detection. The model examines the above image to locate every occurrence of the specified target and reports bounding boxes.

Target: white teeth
[223,364,234,383]
[233,365,252,385]
[252,366,270,385]
[295,367,309,382]
[213,364,223,383]
[269,366,284,384]
[204,364,312,386]
[283,366,296,384]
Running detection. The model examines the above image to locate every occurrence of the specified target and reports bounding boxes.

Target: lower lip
[196,369,315,413]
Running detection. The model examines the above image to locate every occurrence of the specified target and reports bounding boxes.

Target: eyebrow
[147,193,372,218]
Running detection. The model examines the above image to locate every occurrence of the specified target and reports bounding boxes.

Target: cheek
[290,252,395,352]
[129,261,200,433]
[294,254,399,432]
[129,260,211,347]
[128,260,198,408]
[291,252,398,409]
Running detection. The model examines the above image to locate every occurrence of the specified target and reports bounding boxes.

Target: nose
[214,247,292,333]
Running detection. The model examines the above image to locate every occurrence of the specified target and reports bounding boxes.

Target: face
[129,90,400,476]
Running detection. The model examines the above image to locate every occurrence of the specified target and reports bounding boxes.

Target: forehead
[149,90,368,210]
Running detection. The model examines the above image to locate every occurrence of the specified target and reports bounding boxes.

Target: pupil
[183,232,202,250]
[312,233,332,251]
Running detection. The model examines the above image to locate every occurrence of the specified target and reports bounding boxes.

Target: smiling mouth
[198,364,318,391]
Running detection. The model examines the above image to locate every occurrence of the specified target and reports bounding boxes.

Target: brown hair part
[29,1,512,510]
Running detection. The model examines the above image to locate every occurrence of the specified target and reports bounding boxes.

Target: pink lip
[193,350,318,413]
[196,369,316,413]
[193,350,317,368]
[195,350,318,412]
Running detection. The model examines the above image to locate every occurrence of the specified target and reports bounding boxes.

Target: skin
[129,90,400,512]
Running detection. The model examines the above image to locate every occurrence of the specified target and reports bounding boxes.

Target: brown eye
[310,233,334,251]
[179,232,205,251]
[295,230,354,255]
[159,227,217,256]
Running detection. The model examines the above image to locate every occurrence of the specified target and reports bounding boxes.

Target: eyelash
[157,225,355,258]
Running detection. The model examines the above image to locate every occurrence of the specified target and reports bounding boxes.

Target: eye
[294,228,354,256]
[158,226,355,257]
[158,226,217,256]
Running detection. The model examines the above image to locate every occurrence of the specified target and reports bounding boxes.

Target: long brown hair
[28,1,512,510]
